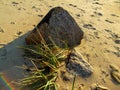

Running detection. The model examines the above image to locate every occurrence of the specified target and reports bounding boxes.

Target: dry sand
[0,0,120,90]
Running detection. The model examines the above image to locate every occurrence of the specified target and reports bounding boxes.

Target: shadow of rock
[0,32,33,89]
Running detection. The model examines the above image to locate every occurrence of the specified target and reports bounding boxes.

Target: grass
[18,45,66,89]
[18,29,70,90]
[72,75,76,90]
[18,26,77,90]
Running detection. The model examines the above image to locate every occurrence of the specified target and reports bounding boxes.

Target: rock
[109,64,119,72]
[76,14,80,17]
[25,7,84,48]
[111,71,120,84]
[114,40,120,44]
[17,31,22,35]
[111,14,119,17]
[83,24,96,30]
[105,20,114,23]
[91,83,110,90]
[78,84,84,90]
[38,14,43,17]
[66,49,93,77]
[26,23,48,45]
[10,22,15,24]
[94,11,103,16]
[0,27,4,33]
[12,2,19,4]
[109,64,120,84]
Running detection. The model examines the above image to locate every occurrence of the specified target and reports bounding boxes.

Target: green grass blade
[72,74,76,90]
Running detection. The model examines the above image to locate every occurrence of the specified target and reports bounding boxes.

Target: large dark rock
[66,49,93,77]
[26,7,84,48]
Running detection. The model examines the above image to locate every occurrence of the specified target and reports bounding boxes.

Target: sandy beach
[0,0,120,90]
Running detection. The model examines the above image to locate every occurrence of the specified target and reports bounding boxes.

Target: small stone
[69,4,73,6]
[66,49,93,77]
[83,24,96,30]
[73,5,77,7]
[10,22,15,24]
[17,31,22,35]
[111,71,120,84]
[105,20,114,23]
[94,32,100,38]
[93,2,103,5]
[109,64,120,84]
[32,6,36,9]
[78,84,84,90]
[18,8,21,10]
[91,15,95,17]
[91,83,110,90]
[94,11,103,16]
[104,29,111,33]
[12,2,19,4]
[38,14,43,17]
[69,4,77,7]
[109,64,119,72]
[0,27,4,33]
[60,70,72,81]
[111,14,119,17]
[114,40,120,44]
[111,33,120,38]
[76,14,80,17]
[113,52,120,57]
[49,5,52,8]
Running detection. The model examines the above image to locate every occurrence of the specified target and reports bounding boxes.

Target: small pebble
[94,11,103,16]
[32,6,36,9]
[49,5,52,8]
[91,83,109,90]
[111,14,119,17]
[105,20,114,23]
[83,24,96,30]
[18,8,21,10]
[76,14,80,17]
[0,27,4,33]
[111,71,120,84]
[12,2,19,4]
[114,40,120,44]
[10,22,15,24]
[17,31,22,35]
[38,14,43,17]
[61,70,71,81]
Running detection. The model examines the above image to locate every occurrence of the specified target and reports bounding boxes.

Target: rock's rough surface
[91,83,110,90]
[26,23,49,45]
[26,7,84,48]
[66,49,93,77]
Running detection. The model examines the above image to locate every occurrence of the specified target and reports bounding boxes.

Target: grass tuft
[18,29,70,90]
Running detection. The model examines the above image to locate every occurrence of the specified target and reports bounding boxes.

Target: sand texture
[0,0,120,90]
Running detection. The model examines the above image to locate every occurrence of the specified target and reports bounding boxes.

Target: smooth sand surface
[0,0,120,89]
